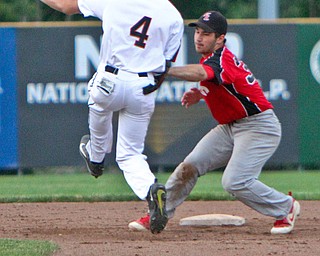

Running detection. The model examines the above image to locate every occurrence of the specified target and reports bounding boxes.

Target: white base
[179,214,245,226]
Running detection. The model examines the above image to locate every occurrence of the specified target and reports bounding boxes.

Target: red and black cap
[189,11,227,35]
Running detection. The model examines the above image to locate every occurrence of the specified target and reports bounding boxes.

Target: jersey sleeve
[202,64,215,80]
[203,47,235,85]
[203,57,223,84]
[164,19,184,62]
[78,0,107,19]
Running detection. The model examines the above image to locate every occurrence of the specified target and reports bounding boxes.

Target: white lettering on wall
[155,81,197,102]
[26,33,291,104]
[75,35,100,80]
[27,83,88,104]
[26,79,291,104]
[263,79,291,100]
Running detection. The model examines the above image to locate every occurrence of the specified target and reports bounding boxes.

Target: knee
[221,176,232,192]
[221,175,249,193]
[170,162,199,184]
[177,162,198,180]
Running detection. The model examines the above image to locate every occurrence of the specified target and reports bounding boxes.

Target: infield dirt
[0,201,319,256]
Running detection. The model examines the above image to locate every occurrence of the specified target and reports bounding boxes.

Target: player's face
[194,27,222,56]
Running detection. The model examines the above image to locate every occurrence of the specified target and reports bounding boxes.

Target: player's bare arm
[40,0,80,15]
[168,64,208,82]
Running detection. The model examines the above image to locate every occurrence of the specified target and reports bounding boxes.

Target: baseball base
[179,214,245,226]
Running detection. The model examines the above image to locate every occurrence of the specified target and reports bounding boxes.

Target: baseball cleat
[271,197,300,234]
[128,214,150,231]
[148,182,168,234]
[79,134,104,178]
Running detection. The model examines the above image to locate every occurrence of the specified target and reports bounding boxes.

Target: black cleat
[148,182,168,234]
[79,135,104,178]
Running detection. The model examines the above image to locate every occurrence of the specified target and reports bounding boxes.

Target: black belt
[105,65,148,77]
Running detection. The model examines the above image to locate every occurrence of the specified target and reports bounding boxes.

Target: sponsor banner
[148,25,299,166]
[297,25,320,166]
[0,28,18,169]
[16,24,301,167]
[17,27,101,167]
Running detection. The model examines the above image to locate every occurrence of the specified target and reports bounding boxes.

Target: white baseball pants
[85,70,156,199]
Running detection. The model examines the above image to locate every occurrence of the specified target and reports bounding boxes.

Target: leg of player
[128,178,168,234]
[271,192,301,234]
[147,180,168,234]
[165,163,199,219]
[221,110,300,234]
[165,125,233,222]
[79,105,113,178]
[79,134,105,178]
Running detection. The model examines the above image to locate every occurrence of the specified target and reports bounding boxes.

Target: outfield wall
[0,20,320,169]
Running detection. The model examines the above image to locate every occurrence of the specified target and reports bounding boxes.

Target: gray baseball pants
[165,109,292,219]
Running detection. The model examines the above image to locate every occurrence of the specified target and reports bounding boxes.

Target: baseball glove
[143,60,171,95]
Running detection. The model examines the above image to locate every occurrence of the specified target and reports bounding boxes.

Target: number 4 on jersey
[130,16,152,48]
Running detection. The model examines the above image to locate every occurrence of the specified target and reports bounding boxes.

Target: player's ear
[216,34,225,44]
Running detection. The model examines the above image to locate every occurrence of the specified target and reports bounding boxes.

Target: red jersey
[200,46,273,124]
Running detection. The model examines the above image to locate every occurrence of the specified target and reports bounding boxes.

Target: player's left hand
[181,88,202,108]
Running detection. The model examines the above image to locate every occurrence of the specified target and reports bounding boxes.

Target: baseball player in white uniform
[40,0,184,233]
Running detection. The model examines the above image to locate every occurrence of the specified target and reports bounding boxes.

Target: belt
[105,65,148,77]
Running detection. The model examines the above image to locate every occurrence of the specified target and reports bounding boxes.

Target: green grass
[0,170,320,202]
[0,172,135,202]
[0,239,58,256]
[0,169,319,256]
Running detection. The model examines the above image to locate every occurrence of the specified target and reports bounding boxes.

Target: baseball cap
[188,11,227,35]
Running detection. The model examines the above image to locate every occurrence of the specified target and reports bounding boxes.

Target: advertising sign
[17,27,101,166]
[10,22,318,168]
[0,28,18,169]
[297,25,320,166]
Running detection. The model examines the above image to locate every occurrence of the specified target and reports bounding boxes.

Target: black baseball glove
[143,60,171,95]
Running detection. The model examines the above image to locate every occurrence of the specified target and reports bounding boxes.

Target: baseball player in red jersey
[160,11,300,234]
[40,0,184,234]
